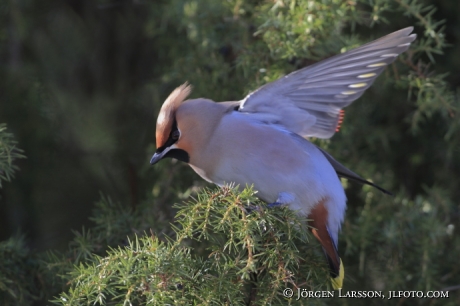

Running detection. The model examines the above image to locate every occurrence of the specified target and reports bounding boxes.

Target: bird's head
[151,83,223,166]
[150,83,192,165]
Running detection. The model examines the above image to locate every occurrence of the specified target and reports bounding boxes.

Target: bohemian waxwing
[150,27,416,289]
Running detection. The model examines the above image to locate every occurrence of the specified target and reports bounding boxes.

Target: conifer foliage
[54,187,330,305]
[0,0,459,305]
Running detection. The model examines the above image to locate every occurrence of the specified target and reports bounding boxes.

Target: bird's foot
[245,201,284,213]
[244,203,261,214]
[245,192,294,213]
[267,192,294,208]
[266,201,283,208]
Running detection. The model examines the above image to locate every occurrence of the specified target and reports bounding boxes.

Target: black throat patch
[156,121,190,163]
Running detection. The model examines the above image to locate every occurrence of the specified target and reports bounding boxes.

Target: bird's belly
[189,164,216,184]
[187,118,342,215]
[212,169,282,203]
[202,150,325,214]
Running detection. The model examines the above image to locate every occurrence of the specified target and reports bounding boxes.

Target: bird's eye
[171,130,180,140]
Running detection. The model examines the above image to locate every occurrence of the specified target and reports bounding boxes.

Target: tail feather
[308,200,345,289]
[330,258,344,290]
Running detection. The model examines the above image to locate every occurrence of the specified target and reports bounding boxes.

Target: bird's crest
[156,83,192,147]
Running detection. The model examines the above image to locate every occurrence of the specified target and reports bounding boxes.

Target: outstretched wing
[239,27,416,138]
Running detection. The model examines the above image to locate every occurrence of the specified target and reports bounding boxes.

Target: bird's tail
[308,201,345,289]
[329,257,344,290]
[312,227,345,289]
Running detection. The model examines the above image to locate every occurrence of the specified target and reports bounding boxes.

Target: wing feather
[239,27,416,138]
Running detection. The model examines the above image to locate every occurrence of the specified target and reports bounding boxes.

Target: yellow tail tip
[331,258,345,290]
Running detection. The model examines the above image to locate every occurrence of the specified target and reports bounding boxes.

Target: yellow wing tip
[331,258,345,290]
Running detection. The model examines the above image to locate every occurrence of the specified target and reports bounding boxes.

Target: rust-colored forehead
[156,83,192,148]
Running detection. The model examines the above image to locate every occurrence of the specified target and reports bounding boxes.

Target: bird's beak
[150,144,178,165]
[150,151,165,165]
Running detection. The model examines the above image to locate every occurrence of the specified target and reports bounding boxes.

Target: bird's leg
[266,192,295,208]
[266,202,282,208]
[244,203,260,214]
[245,192,294,214]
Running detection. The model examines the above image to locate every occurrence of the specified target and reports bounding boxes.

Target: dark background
[0,0,459,265]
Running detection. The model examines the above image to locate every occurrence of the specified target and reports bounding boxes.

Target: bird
[150,27,416,289]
